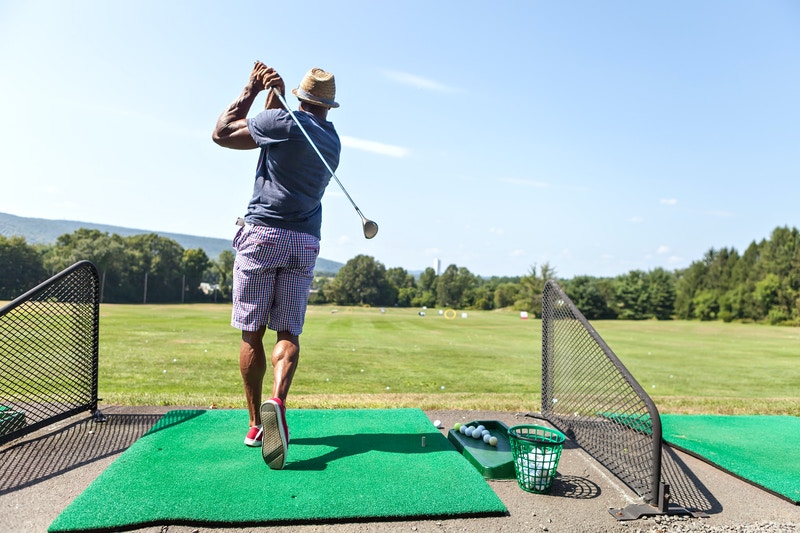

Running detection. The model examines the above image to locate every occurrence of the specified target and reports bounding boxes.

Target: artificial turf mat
[48,408,506,532]
[662,414,800,504]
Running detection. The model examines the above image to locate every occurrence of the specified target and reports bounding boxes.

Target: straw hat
[292,68,339,108]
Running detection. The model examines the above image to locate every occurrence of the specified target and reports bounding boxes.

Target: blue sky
[1,1,798,278]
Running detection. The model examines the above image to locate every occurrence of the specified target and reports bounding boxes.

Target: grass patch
[95,305,799,415]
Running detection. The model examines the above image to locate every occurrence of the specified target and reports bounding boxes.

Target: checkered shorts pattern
[231,225,319,335]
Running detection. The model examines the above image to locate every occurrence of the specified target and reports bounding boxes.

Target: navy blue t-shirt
[245,109,340,239]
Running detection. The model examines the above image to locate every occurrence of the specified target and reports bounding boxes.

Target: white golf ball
[489,436,498,446]
[482,429,490,437]
[483,433,491,443]
[472,429,483,439]
[465,427,474,437]
[459,425,467,434]
[475,425,485,433]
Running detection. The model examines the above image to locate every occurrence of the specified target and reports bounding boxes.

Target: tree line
[2,226,800,324]
[0,229,233,303]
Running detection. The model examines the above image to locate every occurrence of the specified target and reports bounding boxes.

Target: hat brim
[292,88,339,108]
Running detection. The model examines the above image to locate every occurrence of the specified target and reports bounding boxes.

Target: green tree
[614,270,650,320]
[719,285,749,322]
[647,268,677,320]
[759,227,800,321]
[126,233,185,303]
[564,276,615,319]
[0,236,47,299]
[309,274,333,304]
[386,267,415,290]
[42,229,126,302]
[435,264,479,308]
[675,265,702,319]
[413,267,438,308]
[385,266,416,307]
[613,269,677,320]
[704,248,738,293]
[181,248,210,302]
[396,287,416,307]
[725,241,761,320]
[417,268,437,292]
[466,283,493,310]
[493,282,521,309]
[692,290,719,321]
[207,250,235,302]
[329,255,395,306]
[754,273,781,320]
[515,263,555,316]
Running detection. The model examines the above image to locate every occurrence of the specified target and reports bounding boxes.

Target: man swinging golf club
[212,61,341,469]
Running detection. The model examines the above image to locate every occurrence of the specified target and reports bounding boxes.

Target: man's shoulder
[248,109,294,139]
[250,108,291,125]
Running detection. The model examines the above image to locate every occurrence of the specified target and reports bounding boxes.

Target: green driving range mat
[49,408,506,531]
[662,414,800,503]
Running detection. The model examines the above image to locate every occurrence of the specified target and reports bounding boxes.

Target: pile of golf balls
[454,423,498,446]
[516,450,555,491]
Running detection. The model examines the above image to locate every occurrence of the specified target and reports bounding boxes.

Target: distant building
[433,258,441,276]
[199,282,219,295]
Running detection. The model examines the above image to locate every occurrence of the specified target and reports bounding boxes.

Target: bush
[767,308,790,325]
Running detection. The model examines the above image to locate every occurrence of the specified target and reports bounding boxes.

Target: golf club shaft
[268,87,364,218]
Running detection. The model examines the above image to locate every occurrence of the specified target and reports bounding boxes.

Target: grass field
[92,304,800,415]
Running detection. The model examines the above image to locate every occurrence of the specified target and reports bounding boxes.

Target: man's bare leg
[260,331,298,469]
[271,331,300,404]
[240,327,267,427]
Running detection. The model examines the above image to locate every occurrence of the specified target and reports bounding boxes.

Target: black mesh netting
[0,261,99,445]
[541,280,662,502]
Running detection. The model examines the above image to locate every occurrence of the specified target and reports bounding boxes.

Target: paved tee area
[1,407,798,533]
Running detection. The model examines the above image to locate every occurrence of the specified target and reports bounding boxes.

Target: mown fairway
[96,304,799,414]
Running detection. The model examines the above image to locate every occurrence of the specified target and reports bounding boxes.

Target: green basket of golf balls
[508,425,566,494]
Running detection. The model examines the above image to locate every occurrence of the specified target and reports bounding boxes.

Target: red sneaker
[244,425,263,447]
[260,398,289,469]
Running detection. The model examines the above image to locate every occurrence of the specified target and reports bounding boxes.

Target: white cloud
[510,249,526,257]
[381,70,461,92]
[657,245,670,254]
[340,136,409,158]
[660,198,678,206]
[628,215,644,223]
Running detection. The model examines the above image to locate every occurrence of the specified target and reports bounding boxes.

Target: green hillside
[0,212,344,274]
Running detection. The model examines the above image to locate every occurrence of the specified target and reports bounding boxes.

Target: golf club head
[363,219,379,239]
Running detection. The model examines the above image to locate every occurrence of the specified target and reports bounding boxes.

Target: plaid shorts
[231,224,319,335]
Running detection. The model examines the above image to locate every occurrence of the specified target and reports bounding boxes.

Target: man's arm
[264,84,285,111]
[212,61,284,150]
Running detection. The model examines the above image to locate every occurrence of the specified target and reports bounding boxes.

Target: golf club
[268,86,379,240]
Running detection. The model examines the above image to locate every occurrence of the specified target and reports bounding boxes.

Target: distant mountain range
[0,212,344,274]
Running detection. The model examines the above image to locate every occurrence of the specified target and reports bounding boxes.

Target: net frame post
[541,280,694,520]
